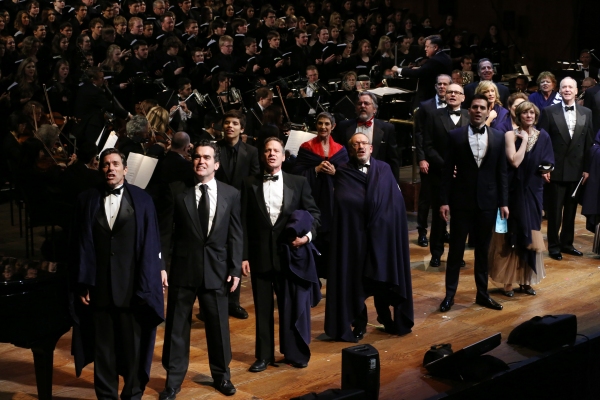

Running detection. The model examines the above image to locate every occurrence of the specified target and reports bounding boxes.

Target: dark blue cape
[292,146,349,235]
[581,130,600,231]
[324,158,414,342]
[70,182,164,377]
[508,130,554,270]
[279,210,321,353]
[490,104,510,131]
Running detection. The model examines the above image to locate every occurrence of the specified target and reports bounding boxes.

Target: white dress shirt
[449,107,461,125]
[468,125,488,167]
[435,94,447,109]
[358,160,370,174]
[104,184,123,229]
[195,178,218,234]
[562,101,576,138]
[355,117,375,143]
[263,170,284,226]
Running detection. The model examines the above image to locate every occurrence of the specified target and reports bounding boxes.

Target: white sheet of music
[285,131,317,156]
[125,153,158,189]
[100,131,119,153]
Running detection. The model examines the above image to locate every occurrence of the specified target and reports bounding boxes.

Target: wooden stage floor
[1,200,600,399]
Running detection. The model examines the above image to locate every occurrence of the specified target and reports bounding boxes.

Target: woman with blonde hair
[475,80,509,130]
[489,101,554,297]
[372,35,395,71]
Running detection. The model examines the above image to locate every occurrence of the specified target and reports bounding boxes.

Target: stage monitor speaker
[508,314,577,352]
[291,389,366,400]
[341,344,380,400]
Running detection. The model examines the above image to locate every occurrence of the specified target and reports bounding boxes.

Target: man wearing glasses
[334,92,400,182]
[325,133,414,342]
[422,84,470,267]
[211,35,236,73]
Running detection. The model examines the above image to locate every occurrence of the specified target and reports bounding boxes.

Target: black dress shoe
[418,234,429,247]
[443,232,450,243]
[376,316,398,334]
[228,305,249,319]
[475,295,503,310]
[249,359,269,372]
[503,290,514,297]
[429,256,441,267]
[460,260,466,268]
[280,358,308,368]
[439,297,454,312]
[518,285,536,295]
[549,252,562,260]
[562,248,583,256]
[352,325,366,340]
[215,380,236,396]
[159,387,181,400]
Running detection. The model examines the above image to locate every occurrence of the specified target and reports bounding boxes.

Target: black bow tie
[105,186,123,196]
[263,174,279,182]
[564,105,575,112]
[471,125,485,134]
[438,100,446,106]
[449,110,461,116]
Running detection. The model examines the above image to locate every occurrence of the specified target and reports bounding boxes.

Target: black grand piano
[0,257,72,400]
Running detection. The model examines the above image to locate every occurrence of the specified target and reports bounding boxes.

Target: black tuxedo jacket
[241,172,320,274]
[215,140,260,190]
[440,126,508,211]
[415,97,439,162]
[423,108,470,170]
[538,103,594,182]
[398,51,452,102]
[334,118,400,181]
[583,84,600,133]
[159,180,243,288]
[464,80,510,109]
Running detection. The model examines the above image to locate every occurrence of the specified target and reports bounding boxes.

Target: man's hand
[324,54,336,64]
[440,205,450,222]
[161,270,168,293]
[80,289,90,306]
[500,206,509,220]
[419,160,429,174]
[316,161,336,175]
[242,260,250,276]
[174,66,185,75]
[227,276,240,292]
[582,172,590,185]
[543,172,551,183]
[291,236,309,248]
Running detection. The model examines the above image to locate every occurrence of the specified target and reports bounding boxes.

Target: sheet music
[367,87,411,96]
[100,131,118,153]
[125,153,158,189]
[285,130,317,156]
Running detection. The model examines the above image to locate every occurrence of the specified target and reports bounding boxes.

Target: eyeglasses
[357,101,372,106]
[446,90,464,95]
[351,141,370,148]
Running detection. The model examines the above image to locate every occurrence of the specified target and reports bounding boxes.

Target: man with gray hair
[119,115,151,158]
[463,58,510,108]
[539,77,594,260]
[333,91,400,182]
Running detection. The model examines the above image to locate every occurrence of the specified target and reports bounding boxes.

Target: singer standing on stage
[158,140,242,398]
[539,77,594,261]
[71,148,166,400]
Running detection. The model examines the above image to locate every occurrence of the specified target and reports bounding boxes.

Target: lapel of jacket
[572,106,587,145]
[252,176,272,226]
[233,142,248,180]
[462,126,479,169]
[95,193,111,232]
[440,110,455,133]
[209,182,228,240]
[183,185,204,238]
[551,105,572,144]
[219,143,231,181]
[274,172,294,228]
[372,120,383,157]
[111,190,134,233]
[459,110,470,128]
[480,127,495,168]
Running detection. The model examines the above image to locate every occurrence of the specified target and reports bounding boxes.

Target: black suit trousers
[445,208,496,298]
[93,306,144,400]
[251,270,310,364]
[428,172,446,258]
[162,284,231,386]
[545,181,579,253]
[417,171,431,235]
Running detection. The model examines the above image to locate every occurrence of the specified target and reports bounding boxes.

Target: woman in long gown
[489,101,554,296]
[581,130,600,254]
[292,112,349,278]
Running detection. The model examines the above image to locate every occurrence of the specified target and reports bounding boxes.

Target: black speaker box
[508,314,577,352]
[291,388,366,400]
[341,344,380,400]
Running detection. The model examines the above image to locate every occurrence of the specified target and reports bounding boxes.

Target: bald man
[539,77,594,260]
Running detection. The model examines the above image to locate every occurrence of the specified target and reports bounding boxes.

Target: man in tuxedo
[423,83,470,267]
[246,87,274,140]
[158,140,242,398]
[439,94,509,312]
[74,67,131,147]
[463,59,510,108]
[539,77,594,260]
[334,92,400,182]
[72,148,166,399]
[159,78,201,142]
[241,137,320,372]
[215,110,260,319]
[392,35,452,103]
[579,50,599,81]
[414,74,451,247]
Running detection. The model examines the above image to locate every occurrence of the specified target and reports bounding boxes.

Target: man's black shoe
[228,305,249,319]
[439,297,454,312]
[279,358,308,368]
[418,234,429,247]
[159,387,180,400]
[215,380,236,396]
[475,295,503,310]
[249,359,269,372]
[561,248,583,256]
[352,324,366,340]
[429,256,441,267]
[549,252,562,261]
[443,232,450,243]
